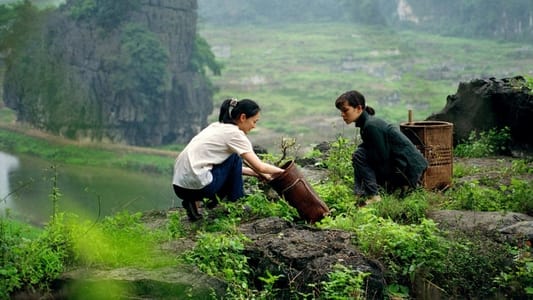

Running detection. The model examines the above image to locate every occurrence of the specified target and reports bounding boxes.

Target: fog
[0,151,19,211]
[197,0,533,42]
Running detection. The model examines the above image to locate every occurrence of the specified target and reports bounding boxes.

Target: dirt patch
[454,156,533,187]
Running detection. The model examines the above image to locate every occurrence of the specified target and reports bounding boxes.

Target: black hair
[218,98,261,124]
[334,90,375,115]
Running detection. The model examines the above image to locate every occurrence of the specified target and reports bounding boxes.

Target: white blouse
[172,122,253,189]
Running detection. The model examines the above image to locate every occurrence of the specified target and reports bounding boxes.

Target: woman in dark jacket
[335,90,428,205]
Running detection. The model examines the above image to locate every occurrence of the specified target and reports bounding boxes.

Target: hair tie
[228,98,238,117]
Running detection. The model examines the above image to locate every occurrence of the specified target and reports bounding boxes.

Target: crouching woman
[172,98,284,221]
[335,90,428,205]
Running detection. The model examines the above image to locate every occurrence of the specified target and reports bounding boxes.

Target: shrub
[167,210,187,238]
[373,189,429,225]
[0,218,26,298]
[454,127,511,158]
[314,181,355,217]
[443,178,533,214]
[0,215,70,298]
[323,136,357,185]
[520,75,533,94]
[183,232,251,295]
[319,210,450,290]
[319,264,369,299]
[434,232,514,298]
[495,248,533,298]
[69,0,141,29]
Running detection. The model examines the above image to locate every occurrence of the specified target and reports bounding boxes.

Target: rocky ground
[137,155,533,244]
[129,155,533,298]
[11,145,533,298]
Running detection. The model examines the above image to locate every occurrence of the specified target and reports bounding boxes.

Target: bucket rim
[269,160,295,182]
[400,121,453,128]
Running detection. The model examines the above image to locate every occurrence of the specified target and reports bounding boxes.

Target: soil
[454,156,533,187]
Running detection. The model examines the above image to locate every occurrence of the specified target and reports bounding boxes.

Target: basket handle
[280,178,303,194]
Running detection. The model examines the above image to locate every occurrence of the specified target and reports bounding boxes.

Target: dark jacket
[356,111,428,187]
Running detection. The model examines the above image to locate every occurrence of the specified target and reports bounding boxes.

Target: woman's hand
[241,152,284,177]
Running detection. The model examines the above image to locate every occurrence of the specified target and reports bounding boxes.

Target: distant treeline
[198,0,533,42]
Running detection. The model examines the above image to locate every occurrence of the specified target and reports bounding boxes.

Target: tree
[109,23,169,115]
[0,0,45,68]
[190,34,222,76]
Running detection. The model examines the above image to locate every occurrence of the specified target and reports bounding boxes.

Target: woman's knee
[352,148,367,166]
[173,184,200,201]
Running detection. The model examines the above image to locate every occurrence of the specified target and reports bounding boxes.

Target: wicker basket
[400,121,454,190]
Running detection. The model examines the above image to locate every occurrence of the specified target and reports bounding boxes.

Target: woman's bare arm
[242,166,258,177]
[241,152,284,175]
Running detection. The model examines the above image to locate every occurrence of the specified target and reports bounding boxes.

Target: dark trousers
[173,153,244,205]
[352,147,414,197]
[352,147,380,197]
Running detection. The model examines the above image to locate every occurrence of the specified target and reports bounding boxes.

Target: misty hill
[198,0,533,42]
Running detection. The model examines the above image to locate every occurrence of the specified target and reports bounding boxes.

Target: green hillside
[199,22,533,150]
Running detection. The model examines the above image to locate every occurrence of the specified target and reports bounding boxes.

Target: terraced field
[199,22,533,151]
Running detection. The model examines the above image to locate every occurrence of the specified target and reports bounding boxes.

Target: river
[0,151,176,225]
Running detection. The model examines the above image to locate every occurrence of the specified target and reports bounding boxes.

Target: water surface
[2,151,176,225]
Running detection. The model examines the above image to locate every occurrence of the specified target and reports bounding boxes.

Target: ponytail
[218,98,261,124]
[219,98,237,123]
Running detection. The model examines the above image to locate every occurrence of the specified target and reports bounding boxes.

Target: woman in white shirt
[172,98,284,221]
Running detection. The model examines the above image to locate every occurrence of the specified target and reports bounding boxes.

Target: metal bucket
[268,160,329,223]
[400,121,454,190]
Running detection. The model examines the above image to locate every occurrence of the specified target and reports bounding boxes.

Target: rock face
[427,210,533,247]
[427,76,533,152]
[3,0,213,146]
[239,217,386,299]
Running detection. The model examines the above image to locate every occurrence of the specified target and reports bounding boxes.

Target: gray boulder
[427,76,533,153]
[240,217,386,299]
[427,210,533,246]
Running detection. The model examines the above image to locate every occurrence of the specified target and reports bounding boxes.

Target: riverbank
[0,119,177,175]
[0,121,178,157]
[0,115,183,225]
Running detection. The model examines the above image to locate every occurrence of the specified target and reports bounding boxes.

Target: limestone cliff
[3,0,213,146]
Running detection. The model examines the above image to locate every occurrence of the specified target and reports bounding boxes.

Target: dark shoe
[355,195,366,207]
[206,198,219,209]
[183,200,202,221]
